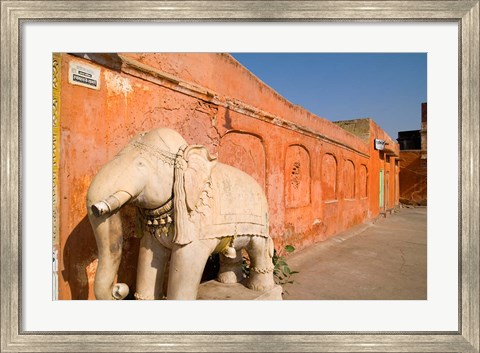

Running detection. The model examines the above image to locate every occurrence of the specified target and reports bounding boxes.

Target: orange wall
[55,53,399,299]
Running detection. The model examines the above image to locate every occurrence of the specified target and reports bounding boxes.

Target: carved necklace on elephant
[130,139,178,238]
[138,197,174,237]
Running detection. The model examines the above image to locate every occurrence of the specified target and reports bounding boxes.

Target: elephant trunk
[87,208,129,300]
[87,158,146,300]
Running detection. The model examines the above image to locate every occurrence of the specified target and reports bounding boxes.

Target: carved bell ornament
[223,246,237,259]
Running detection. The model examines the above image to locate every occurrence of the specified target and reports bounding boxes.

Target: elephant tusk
[91,190,133,217]
[91,200,111,217]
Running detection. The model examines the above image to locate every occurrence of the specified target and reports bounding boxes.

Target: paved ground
[283,207,427,300]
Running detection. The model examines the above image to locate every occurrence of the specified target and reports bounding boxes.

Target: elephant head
[86,128,217,300]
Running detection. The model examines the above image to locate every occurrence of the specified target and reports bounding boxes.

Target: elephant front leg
[167,239,216,300]
[135,233,171,300]
[246,236,276,292]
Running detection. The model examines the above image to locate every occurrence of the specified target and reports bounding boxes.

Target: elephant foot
[246,270,275,292]
[217,266,244,284]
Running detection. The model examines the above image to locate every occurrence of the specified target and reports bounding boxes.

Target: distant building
[397,130,421,150]
[397,103,427,205]
[420,102,427,156]
[334,118,400,216]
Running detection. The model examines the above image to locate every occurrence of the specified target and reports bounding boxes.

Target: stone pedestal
[197,280,283,300]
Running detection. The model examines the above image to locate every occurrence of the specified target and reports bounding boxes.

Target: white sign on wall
[68,61,100,90]
[374,138,386,150]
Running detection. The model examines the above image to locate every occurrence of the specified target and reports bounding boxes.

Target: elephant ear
[183,145,217,211]
[173,145,217,245]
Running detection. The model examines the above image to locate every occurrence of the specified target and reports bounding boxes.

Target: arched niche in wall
[218,131,266,190]
[344,159,355,199]
[285,144,311,208]
[322,153,337,202]
[359,164,368,198]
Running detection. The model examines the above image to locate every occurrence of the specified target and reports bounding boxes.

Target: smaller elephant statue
[87,128,276,300]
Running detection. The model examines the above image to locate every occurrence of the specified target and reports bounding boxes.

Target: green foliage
[272,245,299,289]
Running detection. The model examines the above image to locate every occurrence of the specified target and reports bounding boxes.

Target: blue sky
[230,53,427,140]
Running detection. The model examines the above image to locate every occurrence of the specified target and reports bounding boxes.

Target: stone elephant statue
[87,128,275,300]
